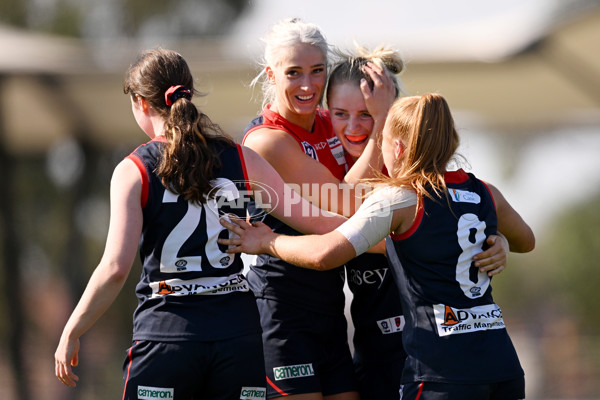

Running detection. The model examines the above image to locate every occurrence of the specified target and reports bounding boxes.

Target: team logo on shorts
[273,363,315,380]
[377,315,405,334]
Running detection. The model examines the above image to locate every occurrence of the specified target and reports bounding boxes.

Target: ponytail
[124,48,233,204]
[383,93,461,200]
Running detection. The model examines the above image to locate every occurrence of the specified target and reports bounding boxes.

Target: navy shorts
[400,376,525,400]
[121,334,266,400]
[353,352,405,400]
[256,298,357,398]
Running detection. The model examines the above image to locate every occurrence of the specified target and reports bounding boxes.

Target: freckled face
[268,43,327,128]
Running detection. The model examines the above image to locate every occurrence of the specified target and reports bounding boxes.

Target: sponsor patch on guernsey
[377,315,405,334]
[327,136,346,166]
[448,188,481,204]
[149,273,249,297]
[273,363,315,381]
[137,385,174,400]
[433,303,506,337]
[301,141,318,161]
[240,386,266,400]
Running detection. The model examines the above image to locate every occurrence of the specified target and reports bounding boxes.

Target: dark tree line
[0,2,250,399]
[0,0,249,38]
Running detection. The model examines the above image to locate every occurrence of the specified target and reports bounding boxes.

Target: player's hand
[55,336,80,387]
[360,61,396,128]
[218,216,275,255]
[473,234,509,276]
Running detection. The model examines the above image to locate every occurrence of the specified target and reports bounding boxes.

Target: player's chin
[344,141,368,157]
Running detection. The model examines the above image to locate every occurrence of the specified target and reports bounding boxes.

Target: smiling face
[267,43,326,129]
[328,81,374,160]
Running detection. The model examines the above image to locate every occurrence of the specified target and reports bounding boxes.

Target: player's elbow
[99,259,132,283]
[520,236,535,253]
[305,249,341,271]
[313,259,339,271]
[511,230,536,253]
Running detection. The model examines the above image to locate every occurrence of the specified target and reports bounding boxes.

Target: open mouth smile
[296,94,315,102]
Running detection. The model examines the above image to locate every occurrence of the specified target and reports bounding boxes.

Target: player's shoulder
[244,126,299,153]
[370,185,416,204]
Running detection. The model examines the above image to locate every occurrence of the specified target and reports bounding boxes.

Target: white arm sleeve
[335,186,417,256]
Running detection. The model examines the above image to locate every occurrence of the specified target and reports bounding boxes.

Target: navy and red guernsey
[385,169,524,384]
[343,159,405,361]
[126,137,261,341]
[242,106,348,315]
[343,160,406,399]
[346,253,406,360]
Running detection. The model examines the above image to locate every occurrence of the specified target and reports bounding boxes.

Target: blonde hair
[327,43,406,104]
[250,17,330,109]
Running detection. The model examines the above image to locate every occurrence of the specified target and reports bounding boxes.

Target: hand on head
[360,61,397,124]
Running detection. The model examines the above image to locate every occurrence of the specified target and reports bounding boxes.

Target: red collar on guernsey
[262,104,329,134]
[390,169,470,241]
[444,169,468,183]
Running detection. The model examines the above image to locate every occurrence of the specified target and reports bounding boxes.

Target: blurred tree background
[0,0,248,38]
[0,1,599,399]
[0,2,252,400]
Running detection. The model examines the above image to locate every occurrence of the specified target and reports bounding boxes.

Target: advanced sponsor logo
[448,189,481,204]
[240,386,266,400]
[377,315,405,334]
[137,385,174,400]
[150,273,249,297]
[156,281,174,295]
[433,303,506,337]
[273,363,315,381]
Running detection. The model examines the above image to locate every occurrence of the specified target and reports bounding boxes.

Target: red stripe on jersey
[415,382,424,399]
[266,376,289,396]
[126,155,149,209]
[236,144,252,193]
[480,180,497,211]
[390,198,424,241]
[121,341,138,400]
